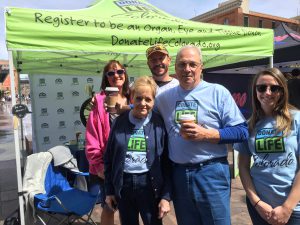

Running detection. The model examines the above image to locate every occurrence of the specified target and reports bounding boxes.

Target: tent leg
[269,56,273,68]
[8,50,25,225]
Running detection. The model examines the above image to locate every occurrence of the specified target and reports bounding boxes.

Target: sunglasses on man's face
[255,84,283,93]
[106,69,125,77]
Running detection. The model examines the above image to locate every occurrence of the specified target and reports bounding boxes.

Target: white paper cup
[105,87,119,113]
[179,114,196,139]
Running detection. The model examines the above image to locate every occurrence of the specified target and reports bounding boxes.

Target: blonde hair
[249,67,295,136]
[132,76,157,97]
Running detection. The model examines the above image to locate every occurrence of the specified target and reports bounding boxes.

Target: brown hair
[100,60,130,98]
[249,67,295,135]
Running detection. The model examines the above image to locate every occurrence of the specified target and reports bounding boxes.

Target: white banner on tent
[29,74,101,152]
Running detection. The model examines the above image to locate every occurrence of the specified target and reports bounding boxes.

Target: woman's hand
[158,199,170,219]
[105,195,118,212]
[115,102,131,114]
[97,170,105,179]
[255,200,273,223]
[268,205,293,225]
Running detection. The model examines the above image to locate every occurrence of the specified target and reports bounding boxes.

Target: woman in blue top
[104,76,171,225]
[234,68,300,225]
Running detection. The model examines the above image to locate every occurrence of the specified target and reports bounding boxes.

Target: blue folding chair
[33,162,98,225]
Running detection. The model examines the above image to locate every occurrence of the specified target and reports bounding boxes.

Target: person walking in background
[234,68,300,225]
[155,45,248,225]
[104,76,171,225]
[85,60,131,225]
[287,68,300,109]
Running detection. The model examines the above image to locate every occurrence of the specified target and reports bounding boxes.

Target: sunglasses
[256,84,283,93]
[106,69,125,77]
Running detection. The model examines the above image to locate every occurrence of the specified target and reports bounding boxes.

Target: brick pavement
[71,176,251,225]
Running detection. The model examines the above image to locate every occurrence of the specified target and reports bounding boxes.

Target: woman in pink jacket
[85,60,130,225]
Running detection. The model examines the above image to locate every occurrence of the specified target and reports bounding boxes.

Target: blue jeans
[118,172,162,225]
[246,197,300,225]
[172,157,231,225]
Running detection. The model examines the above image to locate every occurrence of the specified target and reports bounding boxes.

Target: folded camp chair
[33,160,98,225]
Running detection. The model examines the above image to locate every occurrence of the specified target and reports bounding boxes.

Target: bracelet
[254,199,261,208]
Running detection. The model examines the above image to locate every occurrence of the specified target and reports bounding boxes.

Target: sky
[0,0,299,60]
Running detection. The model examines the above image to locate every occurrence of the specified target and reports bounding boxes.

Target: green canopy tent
[5,0,274,76]
[5,0,274,224]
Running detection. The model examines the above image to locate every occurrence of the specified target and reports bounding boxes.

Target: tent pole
[8,51,25,225]
[269,56,273,68]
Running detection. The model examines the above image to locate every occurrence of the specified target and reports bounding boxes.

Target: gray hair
[175,45,203,64]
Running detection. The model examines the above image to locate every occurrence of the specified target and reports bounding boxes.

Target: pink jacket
[85,92,110,175]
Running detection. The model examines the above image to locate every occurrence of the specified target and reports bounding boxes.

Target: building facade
[191,0,300,32]
[0,60,30,99]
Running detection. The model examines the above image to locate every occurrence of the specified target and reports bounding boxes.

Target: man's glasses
[106,69,125,77]
[176,61,201,70]
[256,84,283,93]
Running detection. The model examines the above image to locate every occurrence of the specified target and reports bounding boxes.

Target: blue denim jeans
[246,197,300,225]
[172,158,231,225]
[118,172,162,225]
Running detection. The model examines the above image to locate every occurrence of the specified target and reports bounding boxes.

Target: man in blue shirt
[155,45,248,225]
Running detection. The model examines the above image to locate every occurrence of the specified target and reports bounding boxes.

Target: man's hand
[158,199,170,219]
[180,122,220,143]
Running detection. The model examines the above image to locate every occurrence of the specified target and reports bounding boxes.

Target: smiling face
[175,47,203,90]
[255,75,283,116]
[106,64,126,89]
[132,86,155,119]
[147,52,171,79]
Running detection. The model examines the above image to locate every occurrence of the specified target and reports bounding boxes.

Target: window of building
[272,21,276,29]
[259,19,263,28]
[223,18,229,25]
[244,16,249,27]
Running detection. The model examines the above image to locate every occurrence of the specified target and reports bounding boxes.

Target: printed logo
[59,135,67,141]
[55,78,63,84]
[57,108,64,114]
[57,92,64,100]
[72,78,79,85]
[174,100,198,123]
[72,91,80,97]
[74,106,80,113]
[39,78,46,86]
[41,123,49,129]
[39,92,47,98]
[255,128,285,153]
[74,120,81,126]
[87,78,93,83]
[41,108,48,116]
[127,129,146,152]
[58,121,66,128]
[43,136,50,144]
[126,128,147,164]
[113,0,182,22]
